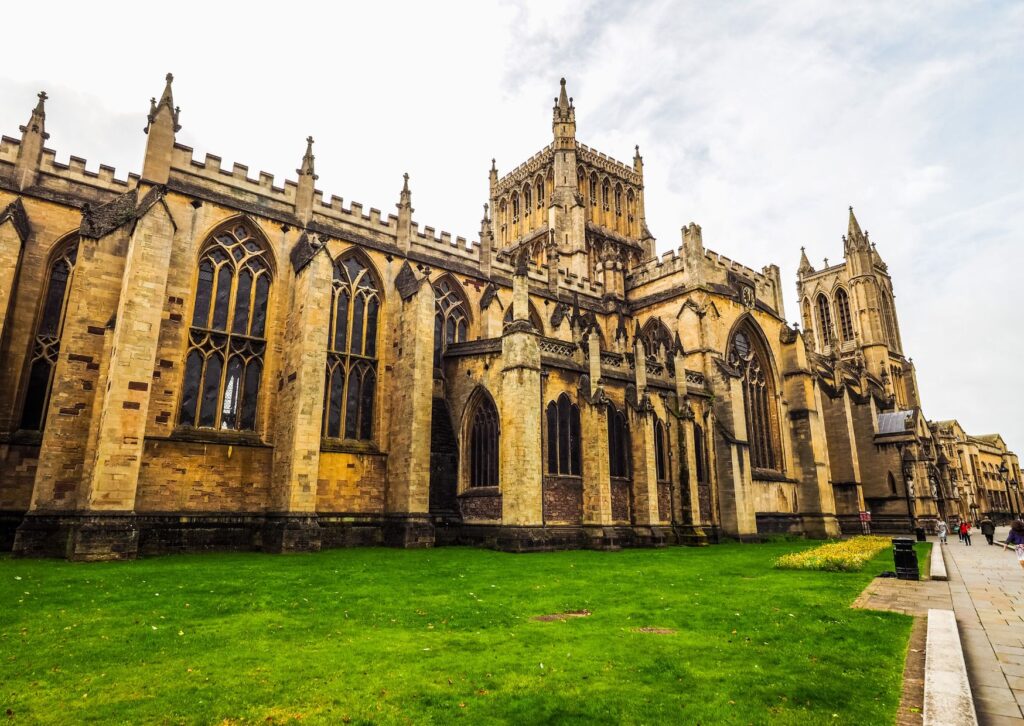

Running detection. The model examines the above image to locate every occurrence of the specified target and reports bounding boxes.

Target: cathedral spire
[846,206,868,251]
[798,246,814,276]
[14,91,50,190]
[295,136,317,225]
[552,77,576,144]
[396,172,414,252]
[142,73,181,185]
[298,136,317,180]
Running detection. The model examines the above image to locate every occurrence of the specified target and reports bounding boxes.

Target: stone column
[13,215,131,558]
[498,273,543,548]
[580,333,614,547]
[779,332,840,538]
[710,362,757,539]
[71,197,178,560]
[264,248,333,552]
[384,272,435,546]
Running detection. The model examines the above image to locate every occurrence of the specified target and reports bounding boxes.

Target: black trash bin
[915,527,926,542]
[892,537,919,580]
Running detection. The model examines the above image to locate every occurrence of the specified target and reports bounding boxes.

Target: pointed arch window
[881,293,900,351]
[323,253,380,440]
[523,184,532,217]
[614,184,623,217]
[546,393,581,476]
[835,288,854,343]
[433,278,468,368]
[589,173,598,207]
[535,177,545,209]
[503,302,543,334]
[694,421,709,484]
[601,179,611,211]
[816,294,834,349]
[179,224,270,431]
[20,239,79,431]
[640,318,676,377]
[469,392,499,487]
[511,192,520,223]
[608,406,631,478]
[654,417,669,482]
[728,327,783,472]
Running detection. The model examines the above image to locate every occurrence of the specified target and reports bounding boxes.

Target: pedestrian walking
[980,517,996,545]
[936,520,948,545]
[1003,520,1024,572]
[959,521,972,546]
[957,521,964,542]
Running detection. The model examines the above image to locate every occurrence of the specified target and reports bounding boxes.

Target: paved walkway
[942,526,1024,725]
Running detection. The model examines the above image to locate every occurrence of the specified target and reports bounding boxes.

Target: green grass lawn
[1,541,917,725]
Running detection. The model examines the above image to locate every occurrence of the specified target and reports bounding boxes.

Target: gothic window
[323,253,380,440]
[469,392,499,487]
[589,173,598,206]
[546,393,581,476]
[498,199,508,244]
[179,224,270,431]
[640,318,675,376]
[536,177,545,209]
[835,288,854,343]
[694,421,709,484]
[654,417,669,482]
[881,293,899,350]
[20,239,79,431]
[816,294,834,348]
[523,184,532,218]
[608,406,631,478]
[433,277,469,368]
[614,184,623,216]
[601,179,610,211]
[728,326,783,472]
[511,192,520,223]
[626,189,636,232]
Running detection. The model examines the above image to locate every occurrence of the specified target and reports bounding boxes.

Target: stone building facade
[796,212,1021,532]
[0,76,1012,559]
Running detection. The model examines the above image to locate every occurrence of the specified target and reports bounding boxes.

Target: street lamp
[999,462,1010,522]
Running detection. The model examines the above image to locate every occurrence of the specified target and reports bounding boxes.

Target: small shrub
[774,536,892,572]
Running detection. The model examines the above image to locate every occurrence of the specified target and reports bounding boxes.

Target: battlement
[576,142,642,186]
[625,246,687,285]
[704,247,770,284]
[494,145,553,192]
[0,136,139,192]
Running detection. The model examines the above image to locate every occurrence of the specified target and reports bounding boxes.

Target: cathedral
[0,76,1018,560]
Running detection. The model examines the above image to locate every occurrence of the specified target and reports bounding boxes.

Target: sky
[1,0,1022,451]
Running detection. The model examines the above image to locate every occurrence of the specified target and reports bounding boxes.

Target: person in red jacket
[959,521,972,546]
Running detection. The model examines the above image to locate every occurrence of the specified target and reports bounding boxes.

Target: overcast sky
[2,1,1022,453]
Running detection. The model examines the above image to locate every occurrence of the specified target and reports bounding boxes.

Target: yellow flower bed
[775,536,893,572]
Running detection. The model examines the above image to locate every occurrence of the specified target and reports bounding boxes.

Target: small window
[654,418,669,482]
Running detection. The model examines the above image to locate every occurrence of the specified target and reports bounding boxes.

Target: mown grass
[1,541,915,725]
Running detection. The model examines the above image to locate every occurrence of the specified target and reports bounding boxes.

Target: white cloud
[1,0,1021,449]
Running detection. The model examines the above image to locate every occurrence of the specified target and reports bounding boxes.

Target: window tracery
[546,393,581,476]
[323,253,380,440]
[433,277,469,368]
[469,392,499,487]
[179,224,270,431]
[608,406,631,478]
[728,327,782,471]
[20,239,79,431]
[835,288,854,343]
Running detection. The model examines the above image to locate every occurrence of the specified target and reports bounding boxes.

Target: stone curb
[930,541,948,581]
[924,608,977,726]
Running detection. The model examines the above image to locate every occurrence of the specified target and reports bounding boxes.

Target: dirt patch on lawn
[532,609,591,622]
[632,627,677,635]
